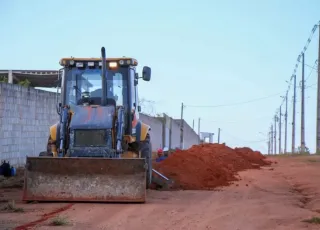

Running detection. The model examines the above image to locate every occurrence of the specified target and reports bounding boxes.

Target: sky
[0,0,319,153]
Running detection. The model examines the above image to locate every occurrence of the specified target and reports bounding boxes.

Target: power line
[241,139,269,143]
[316,22,320,153]
[305,82,317,89]
[304,61,318,71]
[277,23,319,110]
[269,21,319,154]
[305,59,318,82]
[185,91,285,108]
[222,130,268,143]
[296,60,318,91]
[202,116,271,124]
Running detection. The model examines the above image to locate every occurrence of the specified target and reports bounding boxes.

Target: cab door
[129,68,139,130]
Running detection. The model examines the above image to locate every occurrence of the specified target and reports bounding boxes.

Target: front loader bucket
[22,157,147,203]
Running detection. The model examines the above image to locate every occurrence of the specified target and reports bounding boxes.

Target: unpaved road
[1,155,320,230]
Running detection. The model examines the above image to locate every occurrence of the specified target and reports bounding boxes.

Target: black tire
[140,133,152,188]
[39,151,53,157]
[39,135,54,157]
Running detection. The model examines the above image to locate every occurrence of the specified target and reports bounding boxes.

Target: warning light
[109,62,118,68]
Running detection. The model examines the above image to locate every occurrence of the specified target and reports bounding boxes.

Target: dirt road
[1,155,320,230]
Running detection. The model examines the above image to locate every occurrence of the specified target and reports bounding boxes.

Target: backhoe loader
[23,47,153,202]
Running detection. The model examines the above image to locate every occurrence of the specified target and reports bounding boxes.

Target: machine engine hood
[70,105,115,129]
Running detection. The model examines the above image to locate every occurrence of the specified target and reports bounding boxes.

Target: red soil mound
[153,143,272,190]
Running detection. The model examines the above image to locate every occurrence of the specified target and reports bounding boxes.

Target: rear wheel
[39,151,53,157]
[140,133,152,188]
[39,136,54,157]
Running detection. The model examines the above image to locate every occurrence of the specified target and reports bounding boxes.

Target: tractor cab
[58,57,151,138]
[53,50,152,159]
[59,57,150,110]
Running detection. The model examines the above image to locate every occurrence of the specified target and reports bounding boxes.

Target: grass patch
[1,200,24,213]
[307,159,319,163]
[50,216,69,226]
[270,153,318,157]
[302,217,320,224]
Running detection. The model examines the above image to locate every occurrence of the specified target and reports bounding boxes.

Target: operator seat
[77,97,116,107]
[77,88,116,106]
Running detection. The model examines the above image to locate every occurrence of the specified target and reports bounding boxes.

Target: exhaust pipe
[101,47,107,106]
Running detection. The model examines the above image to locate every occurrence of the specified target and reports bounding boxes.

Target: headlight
[76,62,84,67]
[109,62,118,68]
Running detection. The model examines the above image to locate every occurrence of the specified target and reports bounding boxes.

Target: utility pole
[316,23,320,153]
[279,106,282,154]
[301,52,306,153]
[270,124,274,154]
[192,119,195,130]
[274,114,277,154]
[218,128,221,144]
[267,131,271,154]
[292,74,297,154]
[284,93,288,154]
[180,103,184,150]
[198,117,201,143]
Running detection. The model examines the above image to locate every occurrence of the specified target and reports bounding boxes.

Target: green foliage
[0,77,31,87]
[1,200,24,213]
[18,79,31,87]
[302,217,320,224]
[297,145,310,154]
[0,76,8,83]
[307,159,318,163]
[50,216,69,226]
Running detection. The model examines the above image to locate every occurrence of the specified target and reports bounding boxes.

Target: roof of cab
[59,57,138,66]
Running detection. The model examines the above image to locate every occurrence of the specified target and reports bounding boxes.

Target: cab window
[130,68,136,109]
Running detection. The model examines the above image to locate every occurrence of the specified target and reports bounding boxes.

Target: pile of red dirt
[153,143,272,190]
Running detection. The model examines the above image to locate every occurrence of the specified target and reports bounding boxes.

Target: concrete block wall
[170,119,199,150]
[178,119,200,149]
[0,83,58,166]
[139,113,200,151]
[0,83,200,166]
[162,114,172,149]
[139,113,163,151]
[170,119,181,149]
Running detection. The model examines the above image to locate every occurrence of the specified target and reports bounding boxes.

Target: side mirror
[142,66,151,81]
[56,103,61,115]
[138,105,141,112]
[134,73,139,86]
[54,77,62,88]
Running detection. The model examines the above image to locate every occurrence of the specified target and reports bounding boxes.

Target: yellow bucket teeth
[23,157,147,203]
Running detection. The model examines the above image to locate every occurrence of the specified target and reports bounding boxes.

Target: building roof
[0,70,59,88]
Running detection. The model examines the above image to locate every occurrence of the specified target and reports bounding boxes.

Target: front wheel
[140,133,152,188]
[39,135,54,157]
[39,151,53,157]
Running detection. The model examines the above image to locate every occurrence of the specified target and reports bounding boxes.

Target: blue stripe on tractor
[136,121,141,142]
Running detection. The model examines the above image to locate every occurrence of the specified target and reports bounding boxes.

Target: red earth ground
[1,155,320,230]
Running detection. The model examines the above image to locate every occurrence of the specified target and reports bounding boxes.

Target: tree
[297,145,310,154]
[138,98,158,116]
[0,76,8,83]
[18,79,31,87]
[0,77,31,87]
